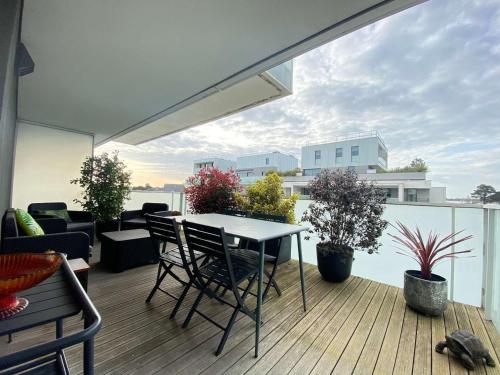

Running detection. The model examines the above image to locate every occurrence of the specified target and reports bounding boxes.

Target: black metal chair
[182,220,258,355]
[234,212,288,299]
[144,215,204,319]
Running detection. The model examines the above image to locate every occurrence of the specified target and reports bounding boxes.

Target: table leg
[297,233,307,311]
[255,241,265,358]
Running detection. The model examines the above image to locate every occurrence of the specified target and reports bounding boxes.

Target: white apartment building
[302,131,388,175]
[283,172,446,203]
[236,151,298,179]
[193,158,236,174]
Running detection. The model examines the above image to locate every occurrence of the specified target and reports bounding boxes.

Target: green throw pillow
[34,209,72,223]
[15,209,45,236]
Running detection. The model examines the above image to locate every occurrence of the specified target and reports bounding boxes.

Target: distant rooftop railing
[305,130,387,149]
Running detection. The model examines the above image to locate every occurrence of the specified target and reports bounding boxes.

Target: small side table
[100,229,157,272]
[0,255,101,374]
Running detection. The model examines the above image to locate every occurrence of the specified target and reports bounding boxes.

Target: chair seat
[67,222,94,232]
[230,248,276,264]
[199,257,258,286]
[160,247,205,267]
[122,217,147,227]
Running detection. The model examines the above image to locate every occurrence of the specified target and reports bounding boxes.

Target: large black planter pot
[95,220,120,241]
[404,270,448,316]
[316,244,353,282]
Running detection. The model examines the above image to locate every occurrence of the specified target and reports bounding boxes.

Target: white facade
[236,151,298,174]
[12,122,93,210]
[193,158,236,174]
[283,172,446,203]
[302,132,388,175]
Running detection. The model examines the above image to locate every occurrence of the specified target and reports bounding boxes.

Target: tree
[185,167,241,214]
[471,184,496,203]
[408,158,428,172]
[71,151,131,222]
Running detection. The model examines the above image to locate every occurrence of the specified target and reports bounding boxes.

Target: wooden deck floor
[2,260,499,374]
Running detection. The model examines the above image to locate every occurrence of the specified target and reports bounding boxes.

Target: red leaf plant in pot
[389,221,472,316]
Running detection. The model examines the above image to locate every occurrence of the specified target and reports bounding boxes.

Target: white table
[175,213,307,357]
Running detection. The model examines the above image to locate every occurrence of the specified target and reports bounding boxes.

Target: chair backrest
[28,202,67,215]
[223,209,247,217]
[248,212,287,223]
[145,214,189,267]
[142,203,169,215]
[182,220,237,286]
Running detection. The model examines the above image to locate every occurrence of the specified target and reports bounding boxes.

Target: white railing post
[483,208,495,320]
[450,206,456,302]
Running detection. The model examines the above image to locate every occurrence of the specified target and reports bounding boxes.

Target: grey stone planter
[404,270,448,316]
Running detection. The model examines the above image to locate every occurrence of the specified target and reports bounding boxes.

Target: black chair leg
[216,307,240,356]
[263,266,281,299]
[182,281,210,328]
[170,278,193,319]
[145,263,171,303]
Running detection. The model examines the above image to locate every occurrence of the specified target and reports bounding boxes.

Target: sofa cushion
[33,208,72,223]
[67,222,94,232]
[15,209,45,236]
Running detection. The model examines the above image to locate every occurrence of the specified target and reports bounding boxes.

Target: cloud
[97,0,500,197]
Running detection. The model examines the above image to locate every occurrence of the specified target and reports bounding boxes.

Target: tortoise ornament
[435,330,496,370]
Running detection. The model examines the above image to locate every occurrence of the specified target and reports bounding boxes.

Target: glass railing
[127,191,500,329]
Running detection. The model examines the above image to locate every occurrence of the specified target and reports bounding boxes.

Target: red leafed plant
[389,221,473,280]
[185,167,242,214]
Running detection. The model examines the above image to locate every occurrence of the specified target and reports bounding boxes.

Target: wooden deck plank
[2,257,498,375]
[373,289,406,375]
[353,287,398,375]
[284,280,374,375]
[413,315,432,375]
[392,304,418,375]
[144,268,327,375]
[227,278,368,375]
[465,304,500,375]
[478,309,500,360]
[443,302,468,375]
[332,285,390,374]
[311,284,387,375]
[431,310,451,375]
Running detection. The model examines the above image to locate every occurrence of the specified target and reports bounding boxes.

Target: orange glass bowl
[0,253,63,319]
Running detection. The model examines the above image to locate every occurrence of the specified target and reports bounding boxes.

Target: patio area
[2,256,498,375]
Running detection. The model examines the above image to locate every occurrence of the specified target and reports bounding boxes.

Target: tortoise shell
[447,330,489,358]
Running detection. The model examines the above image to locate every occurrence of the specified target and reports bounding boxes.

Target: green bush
[237,172,299,223]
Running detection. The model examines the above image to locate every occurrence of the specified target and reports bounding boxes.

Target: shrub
[71,151,131,222]
[389,221,472,280]
[185,167,241,214]
[237,172,298,224]
[301,169,387,255]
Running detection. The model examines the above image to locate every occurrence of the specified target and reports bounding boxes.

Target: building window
[335,148,343,163]
[378,144,387,162]
[265,157,269,165]
[405,188,418,202]
[303,168,321,176]
[314,150,321,165]
[351,146,359,162]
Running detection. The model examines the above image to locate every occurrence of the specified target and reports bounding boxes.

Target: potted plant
[71,151,131,239]
[389,221,472,316]
[185,167,241,214]
[302,169,387,282]
[237,172,299,262]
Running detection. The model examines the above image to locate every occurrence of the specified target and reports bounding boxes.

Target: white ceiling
[18,0,425,145]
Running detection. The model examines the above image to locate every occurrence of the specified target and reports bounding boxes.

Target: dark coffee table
[100,229,157,272]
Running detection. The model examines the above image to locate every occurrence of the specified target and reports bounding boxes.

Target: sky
[97,0,500,198]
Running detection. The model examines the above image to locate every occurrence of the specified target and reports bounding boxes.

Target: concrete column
[0,0,22,218]
[398,184,404,202]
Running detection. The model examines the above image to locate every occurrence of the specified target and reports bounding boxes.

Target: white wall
[12,122,93,210]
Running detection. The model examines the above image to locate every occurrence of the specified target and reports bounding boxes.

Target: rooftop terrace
[2,257,498,375]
